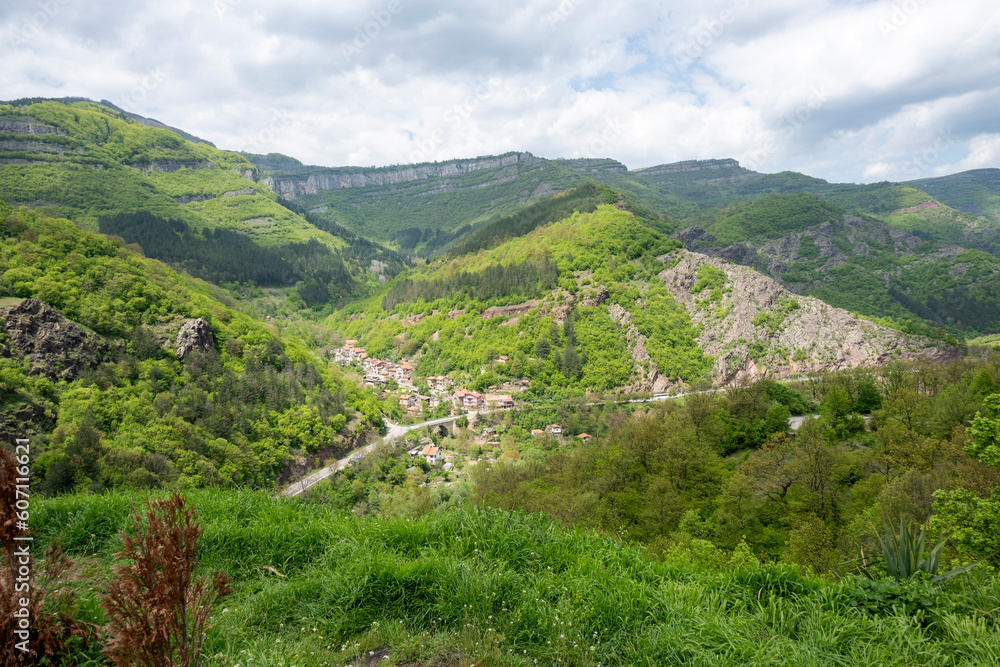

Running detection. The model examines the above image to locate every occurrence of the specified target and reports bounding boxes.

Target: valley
[3,98,1000,666]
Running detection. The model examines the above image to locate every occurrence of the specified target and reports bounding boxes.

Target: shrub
[101,493,232,667]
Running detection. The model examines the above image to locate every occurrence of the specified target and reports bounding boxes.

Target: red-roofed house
[484,394,514,409]
[462,391,483,410]
[420,445,441,465]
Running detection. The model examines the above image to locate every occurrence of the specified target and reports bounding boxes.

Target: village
[332,339,518,417]
[327,339,595,492]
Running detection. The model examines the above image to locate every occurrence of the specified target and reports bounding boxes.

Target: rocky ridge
[262,152,538,198]
[175,318,215,359]
[659,252,954,383]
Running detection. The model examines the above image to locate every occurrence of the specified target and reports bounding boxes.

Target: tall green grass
[34,490,1000,666]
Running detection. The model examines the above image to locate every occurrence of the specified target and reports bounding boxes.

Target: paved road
[281,413,485,497]
[281,386,820,497]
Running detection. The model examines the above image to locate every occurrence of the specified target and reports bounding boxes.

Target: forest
[0,202,384,493]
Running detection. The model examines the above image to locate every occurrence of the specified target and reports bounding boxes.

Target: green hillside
[680,193,1000,335]
[906,168,1000,223]
[0,202,382,492]
[327,200,707,392]
[249,152,594,255]
[0,100,407,306]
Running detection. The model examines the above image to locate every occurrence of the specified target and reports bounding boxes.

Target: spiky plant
[875,515,979,582]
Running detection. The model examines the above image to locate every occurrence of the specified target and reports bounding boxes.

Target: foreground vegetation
[29,489,1000,666]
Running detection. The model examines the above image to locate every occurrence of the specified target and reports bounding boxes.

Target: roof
[531,429,545,435]
[421,446,440,456]
[578,433,592,439]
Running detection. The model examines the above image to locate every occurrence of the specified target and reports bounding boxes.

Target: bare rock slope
[0,298,107,379]
[660,252,954,383]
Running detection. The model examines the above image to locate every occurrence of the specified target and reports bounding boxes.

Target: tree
[535,337,550,358]
[101,493,232,667]
[131,324,161,361]
[965,394,1000,470]
[854,377,883,413]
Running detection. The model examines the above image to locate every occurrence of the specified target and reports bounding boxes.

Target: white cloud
[0,0,998,182]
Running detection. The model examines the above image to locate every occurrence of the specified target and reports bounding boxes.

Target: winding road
[280,387,825,497]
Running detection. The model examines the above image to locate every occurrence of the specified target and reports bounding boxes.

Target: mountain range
[2,97,1000,398]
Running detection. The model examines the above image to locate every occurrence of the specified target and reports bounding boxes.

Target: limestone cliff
[262,152,539,197]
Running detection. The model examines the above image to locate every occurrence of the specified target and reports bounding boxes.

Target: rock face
[0,299,107,379]
[659,252,954,383]
[639,158,741,176]
[0,118,68,136]
[607,304,674,394]
[263,152,538,198]
[175,318,215,359]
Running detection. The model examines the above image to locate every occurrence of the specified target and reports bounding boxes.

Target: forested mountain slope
[0,99,407,306]
[677,193,1000,335]
[247,151,593,256]
[0,202,381,492]
[325,190,945,392]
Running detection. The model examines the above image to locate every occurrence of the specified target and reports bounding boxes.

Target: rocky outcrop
[481,300,540,321]
[607,304,674,394]
[580,286,610,307]
[130,160,214,173]
[639,158,740,176]
[174,194,213,203]
[0,299,107,379]
[175,318,215,359]
[0,118,68,135]
[263,152,538,198]
[660,251,954,383]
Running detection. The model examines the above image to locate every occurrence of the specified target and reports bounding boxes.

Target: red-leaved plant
[101,493,232,667]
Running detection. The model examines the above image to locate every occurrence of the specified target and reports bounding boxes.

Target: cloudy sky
[2,0,998,182]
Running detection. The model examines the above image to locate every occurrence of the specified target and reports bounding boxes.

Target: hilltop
[0,99,407,307]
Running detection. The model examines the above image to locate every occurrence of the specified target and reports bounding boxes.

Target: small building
[462,391,483,410]
[531,429,545,436]
[577,433,592,442]
[484,394,515,409]
[548,424,563,435]
[421,445,441,465]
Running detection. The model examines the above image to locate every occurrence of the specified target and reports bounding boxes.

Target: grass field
[32,489,1000,666]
